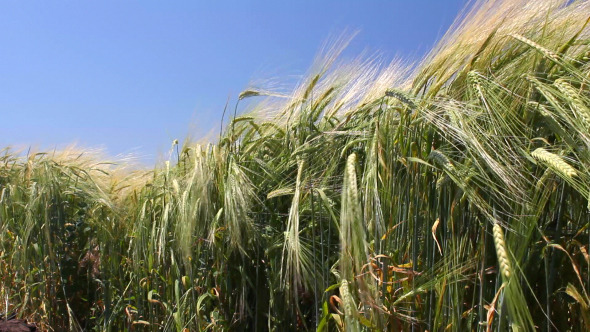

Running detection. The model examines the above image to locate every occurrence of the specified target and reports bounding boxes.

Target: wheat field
[2,0,590,330]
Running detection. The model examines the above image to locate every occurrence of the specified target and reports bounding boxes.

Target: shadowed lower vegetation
[2,0,590,330]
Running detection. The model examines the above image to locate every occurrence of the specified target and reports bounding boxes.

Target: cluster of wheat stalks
[1,0,590,330]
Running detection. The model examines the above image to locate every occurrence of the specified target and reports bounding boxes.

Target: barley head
[531,148,577,178]
[493,223,512,280]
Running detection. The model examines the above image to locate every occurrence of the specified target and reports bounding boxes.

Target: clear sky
[0,1,467,164]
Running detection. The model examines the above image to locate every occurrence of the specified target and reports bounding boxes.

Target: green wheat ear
[429,150,455,171]
[238,89,262,100]
[339,279,360,331]
[553,79,590,127]
[493,223,512,280]
[531,148,577,178]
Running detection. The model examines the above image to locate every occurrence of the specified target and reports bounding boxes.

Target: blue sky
[0,1,467,164]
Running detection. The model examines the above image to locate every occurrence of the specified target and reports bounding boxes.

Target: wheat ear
[493,223,512,280]
[531,148,577,178]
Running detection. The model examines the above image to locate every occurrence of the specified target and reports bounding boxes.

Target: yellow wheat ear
[509,33,560,61]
